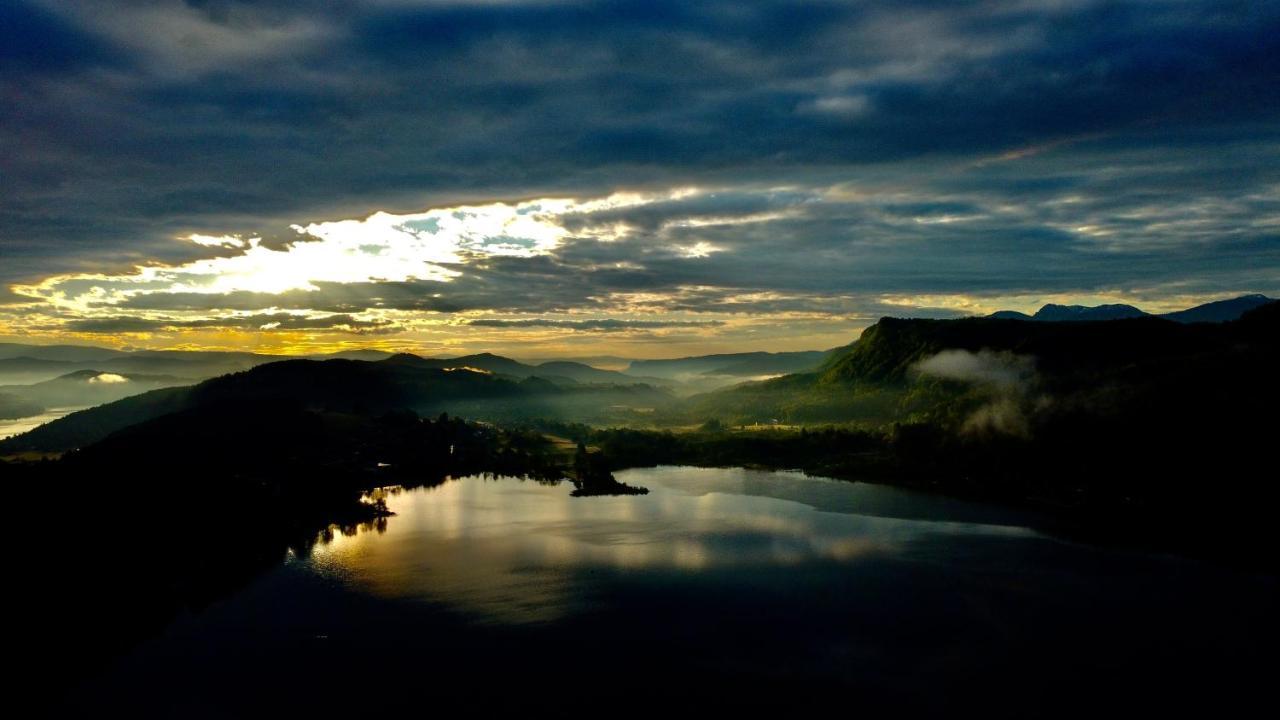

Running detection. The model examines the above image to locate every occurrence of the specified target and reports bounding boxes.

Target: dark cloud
[0,286,37,306]
[3,0,1279,336]
[61,312,396,334]
[467,318,724,332]
[113,282,463,313]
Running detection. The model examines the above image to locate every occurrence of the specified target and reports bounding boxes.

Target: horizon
[2,291,1270,362]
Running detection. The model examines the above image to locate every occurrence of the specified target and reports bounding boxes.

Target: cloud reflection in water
[305,467,1039,624]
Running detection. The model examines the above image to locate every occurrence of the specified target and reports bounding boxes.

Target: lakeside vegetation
[4,408,629,702]
[526,300,1280,562]
[5,299,1278,556]
[5,298,1279,703]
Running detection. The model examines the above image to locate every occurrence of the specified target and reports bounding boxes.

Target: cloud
[913,349,1041,437]
[27,1,338,79]
[6,176,1280,351]
[61,312,396,334]
[466,318,724,332]
[797,94,871,120]
[913,349,1036,391]
[3,1,1280,353]
[87,372,129,384]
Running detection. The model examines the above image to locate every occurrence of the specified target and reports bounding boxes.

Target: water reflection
[65,466,1280,717]
[304,467,1039,623]
[0,406,83,439]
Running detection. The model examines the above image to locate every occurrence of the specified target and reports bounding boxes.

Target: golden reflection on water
[304,467,1038,625]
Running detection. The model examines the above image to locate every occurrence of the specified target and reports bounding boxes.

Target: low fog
[913,349,1045,438]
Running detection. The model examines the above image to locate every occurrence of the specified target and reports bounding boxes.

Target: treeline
[507,409,1280,568]
[3,407,576,703]
[684,300,1280,426]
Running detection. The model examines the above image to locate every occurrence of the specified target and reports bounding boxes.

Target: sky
[2,0,1278,358]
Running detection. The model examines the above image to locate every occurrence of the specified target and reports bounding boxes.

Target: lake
[0,406,82,440]
[67,466,1278,717]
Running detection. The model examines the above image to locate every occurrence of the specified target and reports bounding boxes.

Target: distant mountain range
[0,342,813,392]
[988,294,1273,323]
[689,296,1280,424]
[627,350,835,380]
[1,293,1273,430]
[4,296,1278,583]
[0,343,829,431]
[0,346,280,385]
[0,353,679,453]
[377,351,672,386]
[0,370,188,416]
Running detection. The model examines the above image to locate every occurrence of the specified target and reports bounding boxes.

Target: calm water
[70,467,1278,717]
[0,406,81,439]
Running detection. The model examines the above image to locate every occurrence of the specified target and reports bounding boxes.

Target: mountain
[627,350,831,380]
[689,299,1279,424]
[1,341,835,393]
[0,343,401,385]
[1160,294,1275,323]
[0,343,127,363]
[987,294,1274,324]
[1031,303,1148,322]
[309,349,396,361]
[94,351,271,378]
[523,355,635,371]
[988,310,1033,320]
[0,370,190,416]
[383,351,559,378]
[0,344,684,414]
[699,350,838,377]
[0,356,81,384]
[0,349,273,385]
[816,314,1208,385]
[2,388,577,698]
[0,392,44,420]
[533,361,648,384]
[414,351,534,376]
[384,352,675,387]
[0,354,676,453]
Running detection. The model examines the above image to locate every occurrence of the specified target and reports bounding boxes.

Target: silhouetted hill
[0,392,43,420]
[1033,303,1147,321]
[383,351,579,379]
[0,356,676,453]
[816,315,1211,386]
[428,352,532,376]
[535,360,651,384]
[381,352,673,387]
[0,343,126,363]
[4,402,572,699]
[0,341,835,393]
[689,300,1279,424]
[985,294,1274,324]
[0,370,190,415]
[701,350,839,377]
[0,356,79,382]
[1160,294,1274,323]
[0,342,738,400]
[313,349,396,361]
[3,385,195,452]
[610,302,1280,571]
[627,350,830,379]
[0,349,269,385]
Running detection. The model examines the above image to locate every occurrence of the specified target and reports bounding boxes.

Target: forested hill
[817,314,1224,386]
[812,299,1275,387]
[689,300,1280,424]
[0,355,674,453]
[5,301,1278,450]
